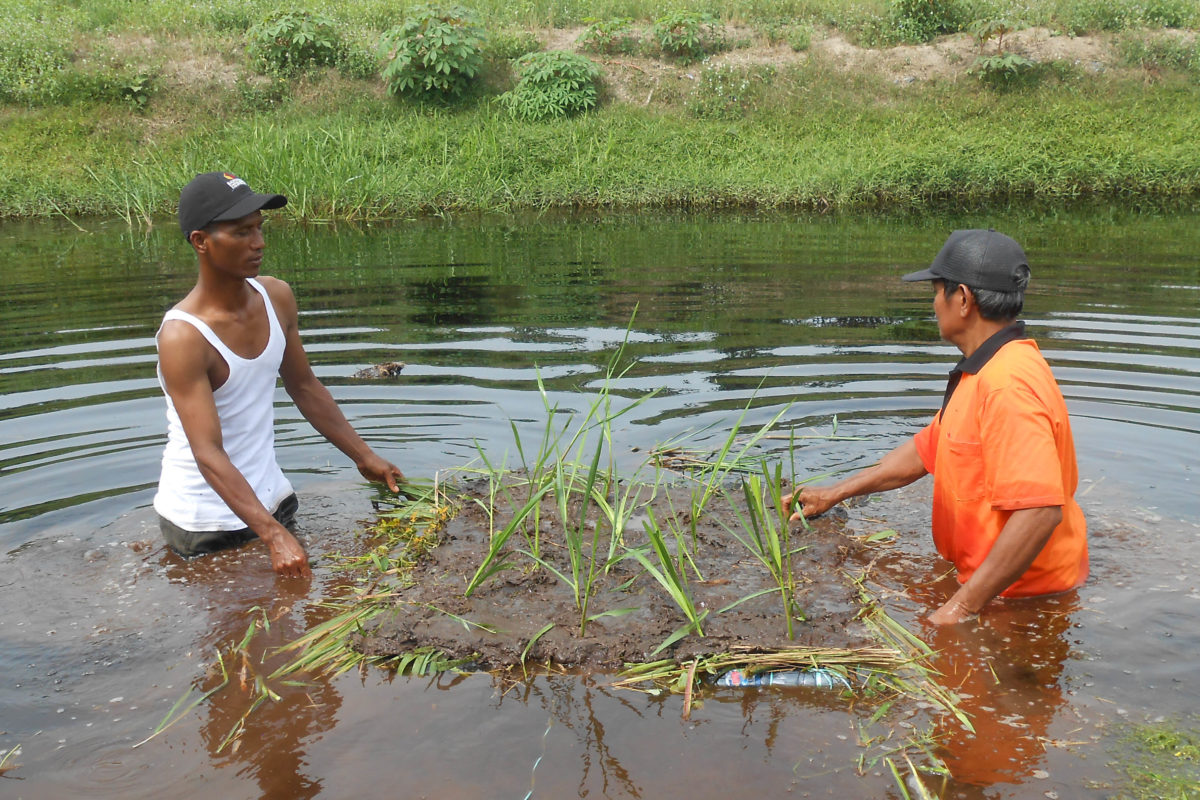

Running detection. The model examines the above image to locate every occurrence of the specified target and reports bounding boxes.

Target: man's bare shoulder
[254,275,294,300]
[254,275,300,324]
[157,313,218,372]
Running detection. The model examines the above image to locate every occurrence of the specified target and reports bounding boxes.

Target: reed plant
[467,317,658,636]
[723,460,806,639]
[625,508,707,653]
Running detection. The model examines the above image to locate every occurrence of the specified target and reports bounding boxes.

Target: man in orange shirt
[785,229,1088,624]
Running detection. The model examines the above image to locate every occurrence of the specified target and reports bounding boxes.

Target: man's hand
[928,597,975,625]
[262,524,312,579]
[357,452,404,493]
[783,485,840,522]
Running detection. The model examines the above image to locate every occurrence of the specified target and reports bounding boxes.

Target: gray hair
[942,265,1030,321]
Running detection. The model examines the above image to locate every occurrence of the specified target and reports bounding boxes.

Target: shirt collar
[939,321,1027,418]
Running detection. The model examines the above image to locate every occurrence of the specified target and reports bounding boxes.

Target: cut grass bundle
[611,644,912,695]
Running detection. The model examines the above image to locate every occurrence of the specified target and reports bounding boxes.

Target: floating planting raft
[273,338,969,735]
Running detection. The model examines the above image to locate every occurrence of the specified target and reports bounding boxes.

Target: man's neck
[187,268,258,317]
[954,318,1010,359]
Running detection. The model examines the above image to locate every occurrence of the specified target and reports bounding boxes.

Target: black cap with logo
[178,172,287,240]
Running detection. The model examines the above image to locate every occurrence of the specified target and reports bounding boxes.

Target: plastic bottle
[715,668,852,690]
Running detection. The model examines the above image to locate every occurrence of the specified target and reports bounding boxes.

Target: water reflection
[918,580,1077,789]
[158,548,342,799]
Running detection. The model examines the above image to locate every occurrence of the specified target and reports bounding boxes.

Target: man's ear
[188,229,209,253]
[958,285,976,317]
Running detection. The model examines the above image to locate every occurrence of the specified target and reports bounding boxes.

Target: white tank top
[153,278,294,531]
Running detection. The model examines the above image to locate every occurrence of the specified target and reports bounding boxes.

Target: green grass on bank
[5,0,1200,37]
[2,0,1200,220]
[4,63,1199,222]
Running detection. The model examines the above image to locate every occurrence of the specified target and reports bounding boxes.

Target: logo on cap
[222,173,248,190]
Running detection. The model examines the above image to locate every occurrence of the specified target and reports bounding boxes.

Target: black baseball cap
[902,229,1029,292]
[178,171,287,240]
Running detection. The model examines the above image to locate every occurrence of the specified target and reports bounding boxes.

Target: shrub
[788,24,814,52]
[378,5,485,99]
[684,60,776,120]
[485,29,542,61]
[236,73,291,110]
[967,16,1037,88]
[968,52,1038,88]
[652,11,724,62]
[891,0,965,43]
[758,19,812,52]
[0,21,70,105]
[499,50,600,121]
[338,43,379,80]
[1059,0,1199,32]
[56,61,160,108]
[1118,32,1200,76]
[577,17,638,55]
[247,11,345,75]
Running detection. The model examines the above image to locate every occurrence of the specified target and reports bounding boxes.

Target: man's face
[931,279,961,343]
[196,210,265,276]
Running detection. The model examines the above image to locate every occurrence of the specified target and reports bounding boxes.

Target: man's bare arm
[928,505,1062,625]
[263,278,404,492]
[784,438,928,521]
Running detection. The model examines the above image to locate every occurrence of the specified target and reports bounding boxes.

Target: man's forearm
[943,505,1062,616]
[193,445,288,537]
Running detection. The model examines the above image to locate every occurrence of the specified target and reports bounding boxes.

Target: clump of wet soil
[356,477,878,672]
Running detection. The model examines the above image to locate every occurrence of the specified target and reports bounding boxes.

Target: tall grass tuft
[724,460,806,639]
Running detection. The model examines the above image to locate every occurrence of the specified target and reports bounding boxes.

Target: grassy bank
[3,0,1200,220]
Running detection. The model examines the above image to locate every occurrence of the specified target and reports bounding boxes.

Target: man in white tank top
[154,172,403,578]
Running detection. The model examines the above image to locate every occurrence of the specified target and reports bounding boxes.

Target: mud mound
[355,479,877,672]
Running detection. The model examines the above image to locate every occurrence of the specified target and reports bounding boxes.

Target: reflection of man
[786,229,1088,624]
[154,172,402,578]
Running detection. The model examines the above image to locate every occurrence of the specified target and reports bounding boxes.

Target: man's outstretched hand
[357,453,404,494]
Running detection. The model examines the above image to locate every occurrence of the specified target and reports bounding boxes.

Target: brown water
[2,209,1198,798]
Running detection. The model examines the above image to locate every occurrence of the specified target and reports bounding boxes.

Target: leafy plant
[1118,32,1200,77]
[891,0,965,44]
[788,24,814,52]
[684,60,775,120]
[499,50,600,121]
[247,11,345,75]
[652,11,724,62]
[338,43,379,80]
[118,70,156,109]
[967,17,1037,88]
[577,17,638,55]
[484,29,542,61]
[0,21,70,104]
[378,5,486,99]
[235,74,290,110]
[968,18,1016,54]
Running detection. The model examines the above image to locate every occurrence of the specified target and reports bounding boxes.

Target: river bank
[3,7,1199,221]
